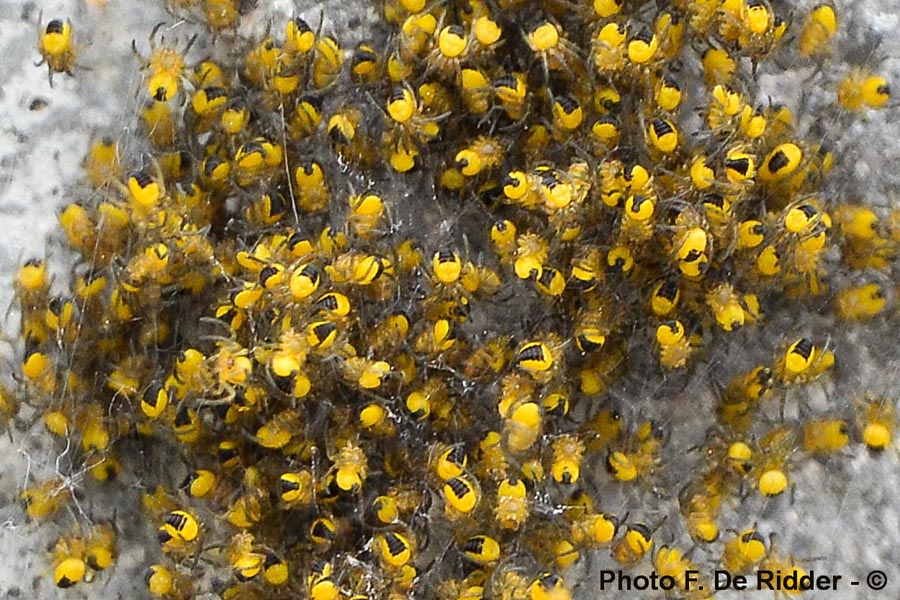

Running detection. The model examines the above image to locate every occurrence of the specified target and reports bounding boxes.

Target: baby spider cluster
[10,0,900,599]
